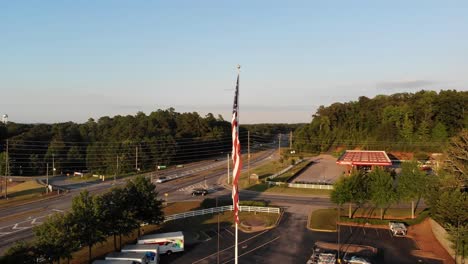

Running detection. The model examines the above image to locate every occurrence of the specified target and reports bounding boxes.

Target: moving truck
[137,231,184,255]
[93,261,135,264]
[105,252,149,264]
[121,244,160,264]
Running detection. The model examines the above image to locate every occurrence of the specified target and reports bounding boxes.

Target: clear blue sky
[1,1,467,124]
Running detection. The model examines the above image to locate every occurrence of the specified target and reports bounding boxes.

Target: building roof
[336,150,392,166]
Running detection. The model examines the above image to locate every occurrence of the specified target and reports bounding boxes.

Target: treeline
[294,90,468,152]
[0,108,241,176]
[331,130,467,259]
[1,176,163,264]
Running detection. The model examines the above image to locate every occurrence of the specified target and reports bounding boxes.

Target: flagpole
[234,64,240,264]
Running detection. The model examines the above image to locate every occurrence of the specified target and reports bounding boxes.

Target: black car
[191,188,208,196]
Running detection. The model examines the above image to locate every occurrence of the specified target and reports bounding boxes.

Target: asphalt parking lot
[292,155,345,184]
[161,212,444,264]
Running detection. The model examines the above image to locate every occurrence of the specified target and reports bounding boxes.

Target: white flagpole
[235,64,240,264]
[235,221,238,264]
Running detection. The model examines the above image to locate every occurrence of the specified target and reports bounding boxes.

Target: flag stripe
[231,74,241,224]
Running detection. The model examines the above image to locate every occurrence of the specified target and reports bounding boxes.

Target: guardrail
[266,180,333,190]
[164,205,281,222]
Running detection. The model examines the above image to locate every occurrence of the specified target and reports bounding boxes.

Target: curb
[238,210,283,233]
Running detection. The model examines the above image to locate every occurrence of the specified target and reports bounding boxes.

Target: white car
[155,176,168,183]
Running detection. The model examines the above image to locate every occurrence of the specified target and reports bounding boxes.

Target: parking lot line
[224,228,234,236]
[221,236,281,264]
[192,229,270,264]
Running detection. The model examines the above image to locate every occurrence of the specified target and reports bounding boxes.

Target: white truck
[137,231,184,255]
[121,244,160,264]
[389,222,407,236]
[105,252,149,264]
[93,261,135,264]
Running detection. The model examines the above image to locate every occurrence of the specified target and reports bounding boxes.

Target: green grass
[246,183,332,196]
[239,160,290,188]
[309,208,339,231]
[344,206,425,220]
[270,159,313,182]
[310,207,431,229]
[0,181,45,206]
[161,211,280,233]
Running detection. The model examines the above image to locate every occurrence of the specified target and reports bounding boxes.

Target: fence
[266,180,334,190]
[266,159,304,180]
[164,205,281,222]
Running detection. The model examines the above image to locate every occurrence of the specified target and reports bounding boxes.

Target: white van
[137,231,184,255]
[93,260,135,264]
[121,244,159,264]
[105,252,149,264]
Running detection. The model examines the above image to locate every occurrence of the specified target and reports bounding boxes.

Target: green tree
[69,190,105,264]
[435,189,468,261]
[444,129,467,187]
[398,161,427,218]
[368,168,396,219]
[347,170,371,218]
[34,213,78,264]
[331,176,352,218]
[97,187,139,251]
[431,122,448,142]
[124,176,164,236]
[400,113,414,143]
[1,241,37,264]
[416,118,430,142]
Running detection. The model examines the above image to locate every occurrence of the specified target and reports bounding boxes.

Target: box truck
[93,261,135,264]
[121,244,159,264]
[137,231,184,255]
[105,252,149,264]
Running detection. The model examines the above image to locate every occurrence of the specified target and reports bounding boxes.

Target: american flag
[231,73,242,224]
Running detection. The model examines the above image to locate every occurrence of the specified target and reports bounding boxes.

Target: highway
[0,148,332,255]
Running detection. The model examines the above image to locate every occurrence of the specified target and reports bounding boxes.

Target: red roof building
[337,150,392,174]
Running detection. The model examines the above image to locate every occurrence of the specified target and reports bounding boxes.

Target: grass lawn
[0,181,46,207]
[311,207,431,228]
[309,208,340,231]
[271,159,313,182]
[238,160,290,189]
[246,183,332,196]
[345,206,425,220]
[163,201,202,215]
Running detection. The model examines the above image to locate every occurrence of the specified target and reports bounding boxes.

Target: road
[0,149,299,255]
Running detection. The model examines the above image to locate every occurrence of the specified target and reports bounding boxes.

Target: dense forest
[293,90,468,152]
[0,108,301,176]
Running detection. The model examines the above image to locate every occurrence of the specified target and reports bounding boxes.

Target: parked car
[191,188,208,196]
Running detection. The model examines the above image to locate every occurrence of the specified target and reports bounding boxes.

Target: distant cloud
[376,80,437,90]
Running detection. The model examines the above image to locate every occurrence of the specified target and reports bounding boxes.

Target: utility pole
[114,155,119,184]
[248,130,250,184]
[52,154,55,177]
[289,131,292,149]
[46,163,49,194]
[278,134,281,156]
[227,154,230,184]
[135,145,138,171]
[4,139,8,199]
[217,197,220,264]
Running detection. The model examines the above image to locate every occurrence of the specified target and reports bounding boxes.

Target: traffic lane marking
[221,236,281,264]
[192,229,271,264]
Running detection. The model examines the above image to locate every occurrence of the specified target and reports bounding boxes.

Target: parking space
[159,212,445,264]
